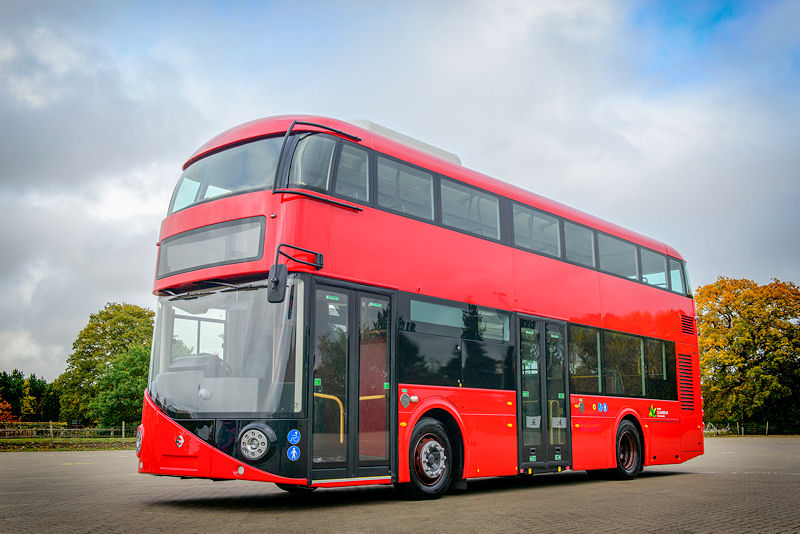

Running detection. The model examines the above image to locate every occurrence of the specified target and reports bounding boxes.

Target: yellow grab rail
[313,392,387,444]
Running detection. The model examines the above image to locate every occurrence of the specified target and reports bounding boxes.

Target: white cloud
[0,0,797,381]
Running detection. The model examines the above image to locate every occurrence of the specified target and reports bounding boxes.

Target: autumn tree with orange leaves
[696,277,800,425]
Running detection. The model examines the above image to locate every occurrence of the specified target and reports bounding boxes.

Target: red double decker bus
[137,115,703,498]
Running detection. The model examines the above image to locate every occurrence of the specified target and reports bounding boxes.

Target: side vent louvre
[678,354,695,411]
[680,314,696,336]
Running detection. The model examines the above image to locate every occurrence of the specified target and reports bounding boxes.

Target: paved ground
[1,436,798,533]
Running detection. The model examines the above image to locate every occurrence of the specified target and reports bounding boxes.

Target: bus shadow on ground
[148,469,688,510]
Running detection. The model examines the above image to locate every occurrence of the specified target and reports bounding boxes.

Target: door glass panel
[520,320,542,461]
[312,289,349,465]
[546,324,567,453]
[358,296,390,465]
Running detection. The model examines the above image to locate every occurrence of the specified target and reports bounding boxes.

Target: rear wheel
[399,417,453,499]
[613,419,642,480]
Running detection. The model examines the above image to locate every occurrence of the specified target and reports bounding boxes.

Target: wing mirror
[267,264,287,303]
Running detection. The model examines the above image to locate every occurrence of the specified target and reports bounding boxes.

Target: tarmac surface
[1,436,798,533]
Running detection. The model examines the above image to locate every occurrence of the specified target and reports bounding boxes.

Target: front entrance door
[518,317,571,470]
[311,285,391,480]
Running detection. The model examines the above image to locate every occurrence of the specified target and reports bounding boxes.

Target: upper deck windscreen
[169,136,282,214]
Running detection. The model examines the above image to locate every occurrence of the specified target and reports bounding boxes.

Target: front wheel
[613,419,643,480]
[400,417,454,499]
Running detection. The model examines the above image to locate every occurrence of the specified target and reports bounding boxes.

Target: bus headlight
[135,426,144,456]
[238,423,276,463]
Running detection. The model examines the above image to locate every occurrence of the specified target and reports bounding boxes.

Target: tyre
[275,482,317,494]
[400,417,454,499]
[613,419,642,480]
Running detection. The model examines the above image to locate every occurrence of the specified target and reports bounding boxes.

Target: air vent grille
[678,354,695,411]
[681,314,696,336]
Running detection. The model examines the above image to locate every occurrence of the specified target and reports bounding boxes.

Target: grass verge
[0,438,136,452]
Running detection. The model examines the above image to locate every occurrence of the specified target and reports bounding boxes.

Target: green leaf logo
[649,404,657,417]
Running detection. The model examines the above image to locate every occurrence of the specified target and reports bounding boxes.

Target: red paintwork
[569,394,703,470]
[137,391,306,484]
[396,385,518,482]
[148,115,702,486]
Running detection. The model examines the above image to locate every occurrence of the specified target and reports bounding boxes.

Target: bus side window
[568,325,601,394]
[564,221,596,268]
[289,134,336,192]
[668,258,686,295]
[641,249,668,289]
[513,204,561,257]
[334,144,370,201]
[598,233,639,281]
[377,156,434,221]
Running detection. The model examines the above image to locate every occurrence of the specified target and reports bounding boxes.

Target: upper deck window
[288,134,337,192]
[333,144,370,201]
[564,221,596,268]
[668,257,687,295]
[377,156,434,221]
[641,248,668,289]
[513,204,560,257]
[441,179,500,240]
[598,233,639,281]
[169,136,282,214]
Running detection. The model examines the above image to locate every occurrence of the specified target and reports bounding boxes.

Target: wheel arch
[616,409,645,474]
[402,398,467,484]
[419,408,465,482]
[615,408,644,451]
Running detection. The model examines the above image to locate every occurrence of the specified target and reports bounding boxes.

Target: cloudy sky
[1,0,798,380]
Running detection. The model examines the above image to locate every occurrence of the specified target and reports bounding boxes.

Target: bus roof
[185,115,683,260]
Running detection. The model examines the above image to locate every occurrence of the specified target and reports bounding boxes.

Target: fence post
[766,421,769,436]
[49,421,53,446]
[122,421,125,446]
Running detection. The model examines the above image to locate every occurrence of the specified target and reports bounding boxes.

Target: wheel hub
[418,438,446,479]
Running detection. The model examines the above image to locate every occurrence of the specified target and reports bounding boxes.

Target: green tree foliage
[697,277,800,424]
[0,371,60,422]
[58,303,154,424]
[89,344,150,426]
[0,370,25,419]
[20,374,47,421]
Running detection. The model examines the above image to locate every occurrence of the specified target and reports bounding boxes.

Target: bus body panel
[396,385,517,482]
[569,394,692,470]
[138,391,308,484]
[143,114,703,491]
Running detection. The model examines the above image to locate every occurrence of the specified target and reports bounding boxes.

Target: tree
[58,303,154,424]
[0,395,14,422]
[697,277,800,425]
[20,374,48,421]
[89,344,150,426]
[0,370,25,420]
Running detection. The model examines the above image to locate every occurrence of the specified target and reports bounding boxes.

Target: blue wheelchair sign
[287,429,301,444]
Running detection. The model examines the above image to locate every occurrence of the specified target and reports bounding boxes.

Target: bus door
[518,317,571,471]
[310,284,392,482]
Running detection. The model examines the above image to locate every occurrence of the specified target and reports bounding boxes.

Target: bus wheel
[614,420,642,480]
[403,417,453,499]
[275,483,317,494]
